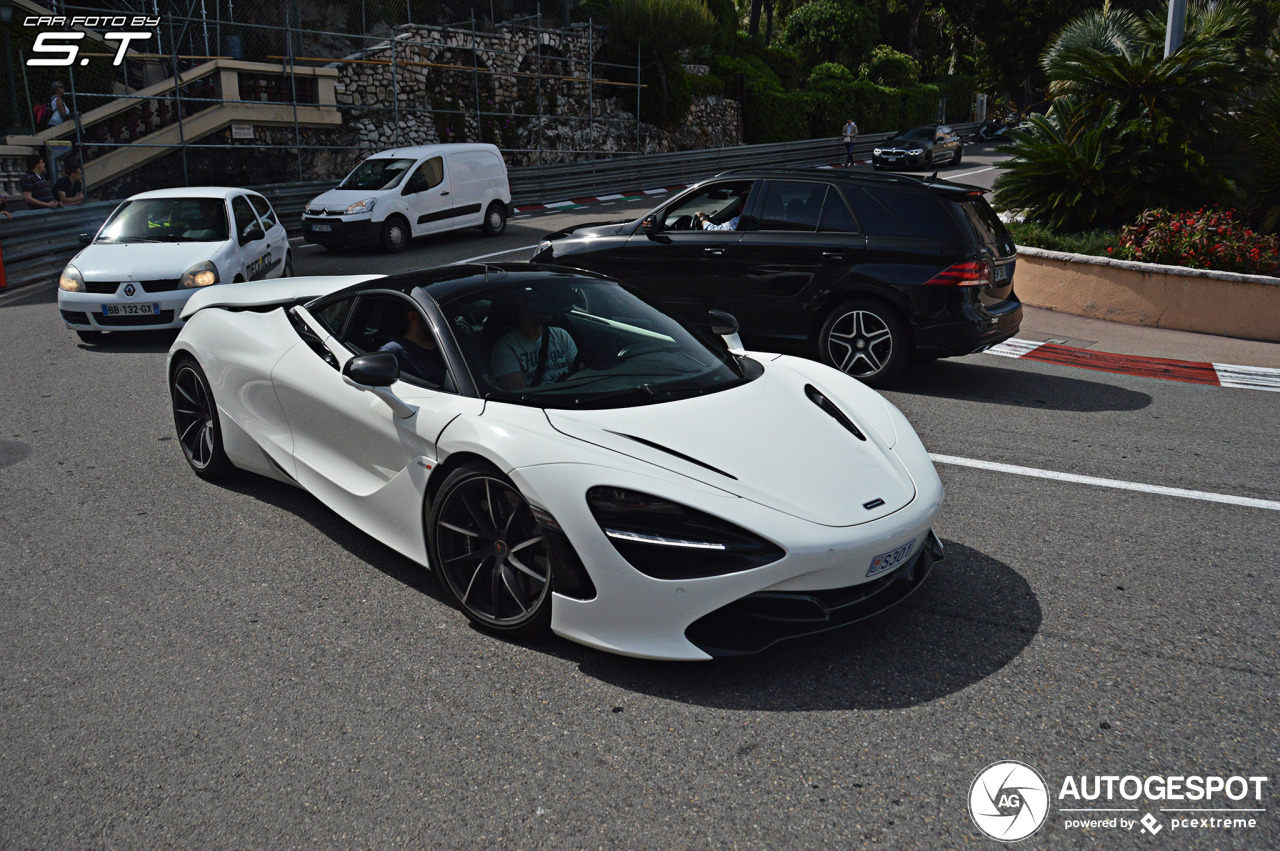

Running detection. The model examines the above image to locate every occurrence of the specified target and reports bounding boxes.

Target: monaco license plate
[311,223,331,232]
[103,303,160,316]
[867,538,916,578]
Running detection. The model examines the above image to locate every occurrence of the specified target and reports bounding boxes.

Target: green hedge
[743,91,810,143]
[929,75,978,123]
[688,74,726,99]
[743,79,946,143]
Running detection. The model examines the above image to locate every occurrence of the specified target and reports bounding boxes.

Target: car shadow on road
[554,539,1041,711]
[218,474,448,606]
[76,329,178,354]
[891,358,1153,412]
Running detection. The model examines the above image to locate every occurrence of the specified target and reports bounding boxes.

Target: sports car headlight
[536,239,553,256]
[59,264,85,292]
[345,198,377,215]
[907,148,924,156]
[180,260,219,288]
[586,486,784,580]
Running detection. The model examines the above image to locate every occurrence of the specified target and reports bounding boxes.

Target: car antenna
[930,171,939,181]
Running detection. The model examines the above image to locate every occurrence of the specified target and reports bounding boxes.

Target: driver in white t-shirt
[491,293,579,390]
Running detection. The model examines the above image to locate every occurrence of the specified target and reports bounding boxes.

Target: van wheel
[380,215,410,253]
[482,202,507,236]
[818,299,910,386]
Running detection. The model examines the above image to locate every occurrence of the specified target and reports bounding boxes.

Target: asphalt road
[1,145,1276,848]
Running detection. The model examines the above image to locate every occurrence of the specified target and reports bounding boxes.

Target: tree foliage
[780,0,879,69]
[861,44,921,87]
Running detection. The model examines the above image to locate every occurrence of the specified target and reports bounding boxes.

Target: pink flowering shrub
[1115,208,1279,276]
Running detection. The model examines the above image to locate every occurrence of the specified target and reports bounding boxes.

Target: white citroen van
[302,143,511,252]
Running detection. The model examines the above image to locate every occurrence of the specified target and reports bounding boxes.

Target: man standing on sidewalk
[843,117,859,166]
[20,155,63,210]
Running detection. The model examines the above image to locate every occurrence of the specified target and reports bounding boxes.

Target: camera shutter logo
[969,761,1050,842]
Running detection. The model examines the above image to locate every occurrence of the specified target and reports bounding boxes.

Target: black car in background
[872,125,963,171]
[532,169,1020,385]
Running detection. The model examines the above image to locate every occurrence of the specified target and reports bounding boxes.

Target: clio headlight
[59,264,85,292]
[345,198,377,215]
[586,486,783,579]
[180,260,219,288]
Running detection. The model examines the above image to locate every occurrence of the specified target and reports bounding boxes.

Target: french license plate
[103,303,160,316]
[311,223,331,232]
[867,538,916,578]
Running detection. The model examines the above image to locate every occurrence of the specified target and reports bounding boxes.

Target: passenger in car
[491,292,579,390]
[379,307,446,387]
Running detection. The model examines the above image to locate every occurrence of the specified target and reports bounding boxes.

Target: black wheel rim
[825,309,894,377]
[435,476,550,627]
[172,365,216,469]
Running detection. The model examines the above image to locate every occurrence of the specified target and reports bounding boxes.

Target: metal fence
[0,127,979,294]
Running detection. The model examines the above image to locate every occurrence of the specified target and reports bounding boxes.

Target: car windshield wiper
[99,236,165,243]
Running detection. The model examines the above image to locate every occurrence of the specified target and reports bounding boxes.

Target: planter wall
[1014,246,1280,343]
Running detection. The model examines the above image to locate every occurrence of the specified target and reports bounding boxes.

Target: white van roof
[366,143,503,160]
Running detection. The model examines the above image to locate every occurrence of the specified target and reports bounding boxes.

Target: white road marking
[930,454,1280,512]
[596,193,625,200]
[947,166,997,180]
[453,243,542,264]
[543,200,574,208]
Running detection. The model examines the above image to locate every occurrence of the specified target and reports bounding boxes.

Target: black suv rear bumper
[914,293,1023,358]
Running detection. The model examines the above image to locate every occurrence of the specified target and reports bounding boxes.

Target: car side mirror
[78,232,92,246]
[241,225,265,243]
[343,352,418,418]
[343,352,399,386]
[641,214,660,234]
[708,310,744,353]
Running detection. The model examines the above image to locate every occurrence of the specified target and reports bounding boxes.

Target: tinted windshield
[441,277,754,408]
[338,158,415,190]
[893,128,934,143]
[97,198,229,243]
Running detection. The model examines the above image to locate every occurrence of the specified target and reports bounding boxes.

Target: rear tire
[482,201,507,236]
[818,298,910,386]
[379,215,410,253]
[170,356,234,480]
[428,461,552,638]
[952,145,963,165]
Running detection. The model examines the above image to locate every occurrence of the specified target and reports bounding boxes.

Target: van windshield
[338,158,415,191]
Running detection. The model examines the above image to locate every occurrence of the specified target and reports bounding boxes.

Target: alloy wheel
[433,474,550,630]
[172,364,217,470]
[825,309,895,378]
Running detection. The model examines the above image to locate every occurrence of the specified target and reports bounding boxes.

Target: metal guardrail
[0,125,981,294]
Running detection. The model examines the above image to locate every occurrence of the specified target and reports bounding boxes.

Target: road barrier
[0,125,980,294]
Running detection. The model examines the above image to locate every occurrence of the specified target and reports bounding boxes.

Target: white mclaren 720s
[168,263,945,660]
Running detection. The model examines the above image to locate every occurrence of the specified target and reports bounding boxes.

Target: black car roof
[712,168,986,195]
[347,262,614,299]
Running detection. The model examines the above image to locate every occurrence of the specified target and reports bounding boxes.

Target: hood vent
[607,431,738,480]
[804,384,866,441]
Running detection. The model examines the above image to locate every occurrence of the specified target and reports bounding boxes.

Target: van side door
[402,156,452,236]
[444,151,487,229]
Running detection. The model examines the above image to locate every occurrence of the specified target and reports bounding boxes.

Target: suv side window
[843,186,955,240]
[818,188,859,233]
[659,180,753,230]
[248,194,278,230]
[404,156,444,194]
[757,181,825,232]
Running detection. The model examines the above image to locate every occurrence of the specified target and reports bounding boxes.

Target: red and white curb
[986,339,1280,392]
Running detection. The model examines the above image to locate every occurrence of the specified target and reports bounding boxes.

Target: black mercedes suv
[531,169,1021,385]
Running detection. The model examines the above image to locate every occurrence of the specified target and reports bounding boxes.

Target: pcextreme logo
[969,762,1271,842]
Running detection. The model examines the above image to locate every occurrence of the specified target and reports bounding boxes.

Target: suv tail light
[922,261,989,286]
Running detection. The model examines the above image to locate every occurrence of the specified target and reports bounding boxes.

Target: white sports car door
[270,305,480,562]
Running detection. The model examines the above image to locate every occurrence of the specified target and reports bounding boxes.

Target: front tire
[818,299,910,386]
[428,462,552,637]
[952,144,963,165]
[282,251,294,277]
[379,215,410,253]
[482,201,507,236]
[170,356,234,479]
